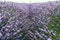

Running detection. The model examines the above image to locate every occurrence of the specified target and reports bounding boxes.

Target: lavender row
[0,1,60,40]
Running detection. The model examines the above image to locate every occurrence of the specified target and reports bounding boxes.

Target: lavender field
[0,1,60,40]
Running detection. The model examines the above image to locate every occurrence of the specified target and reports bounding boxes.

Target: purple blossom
[0,1,59,40]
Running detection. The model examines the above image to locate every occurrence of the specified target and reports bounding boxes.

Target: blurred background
[0,0,60,3]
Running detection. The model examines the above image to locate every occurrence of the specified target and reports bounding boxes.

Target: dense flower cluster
[0,1,60,40]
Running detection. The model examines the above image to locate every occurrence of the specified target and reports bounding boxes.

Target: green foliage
[48,14,60,40]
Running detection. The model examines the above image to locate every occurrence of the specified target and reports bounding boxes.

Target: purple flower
[0,33,3,38]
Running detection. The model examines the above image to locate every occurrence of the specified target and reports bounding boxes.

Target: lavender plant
[0,1,60,40]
